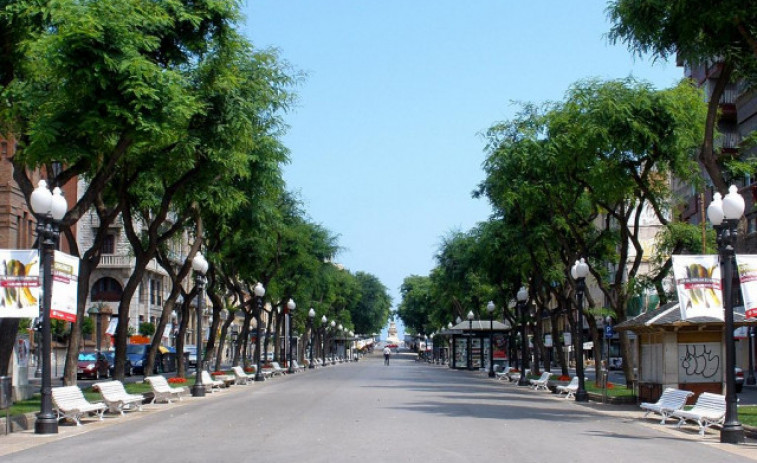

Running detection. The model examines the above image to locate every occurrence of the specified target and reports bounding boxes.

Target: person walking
[383,346,391,366]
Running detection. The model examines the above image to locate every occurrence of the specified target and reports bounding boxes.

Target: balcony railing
[97,254,168,276]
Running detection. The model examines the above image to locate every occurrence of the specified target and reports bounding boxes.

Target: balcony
[97,254,168,276]
[716,131,741,155]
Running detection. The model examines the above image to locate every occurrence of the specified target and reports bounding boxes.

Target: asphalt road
[6,352,757,462]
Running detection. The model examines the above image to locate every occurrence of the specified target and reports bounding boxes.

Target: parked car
[736,367,744,393]
[126,344,178,375]
[77,351,109,380]
[103,351,133,377]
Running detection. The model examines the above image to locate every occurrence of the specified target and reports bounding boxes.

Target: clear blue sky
[242,1,683,335]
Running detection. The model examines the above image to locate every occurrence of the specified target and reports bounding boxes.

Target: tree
[478,78,707,383]
[352,272,392,335]
[607,0,757,192]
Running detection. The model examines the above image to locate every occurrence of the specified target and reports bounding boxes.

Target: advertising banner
[51,251,79,322]
[0,249,40,319]
[736,255,757,319]
[672,255,722,321]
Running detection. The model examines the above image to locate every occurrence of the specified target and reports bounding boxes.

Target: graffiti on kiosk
[679,343,720,381]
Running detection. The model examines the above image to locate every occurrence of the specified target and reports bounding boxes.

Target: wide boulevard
[3,351,757,462]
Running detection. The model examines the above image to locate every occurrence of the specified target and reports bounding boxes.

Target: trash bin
[0,376,11,410]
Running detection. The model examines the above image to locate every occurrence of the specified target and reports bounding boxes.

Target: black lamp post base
[574,390,589,402]
[255,373,265,382]
[34,415,58,434]
[721,424,745,444]
[488,371,495,378]
[191,384,206,397]
[517,376,529,387]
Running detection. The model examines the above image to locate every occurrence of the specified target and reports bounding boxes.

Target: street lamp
[253,282,266,382]
[321,316,328,366]
[308,308,316,369]
[571,258,589,402]
[748,327,756,386]
[230,323,239,366]
[516,287,529,387]
[330,320,336,363]
[88,305,103,354]
[467,310,474,371]
[487,301,496,377]
[707,185,746,444]
[190,252,209,397]
[286,298,296,373]
[30,179,67,434]
[219,309,228,366]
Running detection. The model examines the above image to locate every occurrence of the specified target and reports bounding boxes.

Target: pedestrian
[383,346,391,365]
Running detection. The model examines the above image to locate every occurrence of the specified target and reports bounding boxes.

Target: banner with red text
[51,251,79,322]
[736,255,757,319]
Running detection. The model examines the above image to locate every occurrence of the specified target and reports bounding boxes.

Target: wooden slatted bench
[145,375,186,404]
[93,380,144,415]
[639,387,694,424]
[52,385,107,426]
[669,392,726,436]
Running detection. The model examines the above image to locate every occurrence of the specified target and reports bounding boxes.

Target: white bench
[231,366,255,385]
[529,371,553,391]
[495,367,513,381]
[291,360,306,372]
[51,385,107,425]
[266,362,286,376]
[200,370,224,392]
[670,392,726,436]
[249,364,274,379]
[640,387,694,424]
[145,375,186,403]
[93,380,144,415]
[556,376,579,399]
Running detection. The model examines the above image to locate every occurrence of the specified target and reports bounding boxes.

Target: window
[150,279,162,306]
[91,277,123,301]
[102,234,116,254]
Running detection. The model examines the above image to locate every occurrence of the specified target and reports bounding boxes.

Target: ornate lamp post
[516,287,529,387]
[487,301,496,377]
[571,258,589,402]
[286,298,296,373]
[88,305,103,354]
[707,186,745,444]
[467,311,474,370]
[190,252,209,397]
[430,333,435,363]
[308,308,316,369]
[330,320,336,363]
[748,327,756,386]
[30,180,67,435]
[337,324,344,360]
[253,282,266,382]
[321,316,328,366]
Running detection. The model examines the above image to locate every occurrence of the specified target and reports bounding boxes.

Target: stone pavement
[4,355,757,461]
[0,380,250,458]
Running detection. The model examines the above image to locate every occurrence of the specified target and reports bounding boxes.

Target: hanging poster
[0,249,40,319]
[51,251,79,322]
[672,255,723,321]
[736,255,757,319]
